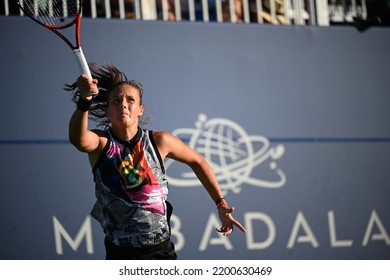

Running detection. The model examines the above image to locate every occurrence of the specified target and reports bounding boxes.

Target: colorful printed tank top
[90,128,170,247]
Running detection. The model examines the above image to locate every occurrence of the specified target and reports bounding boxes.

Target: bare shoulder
[151,130,173,148]
[151,130,200,163]
[151,131,182,160]
[90,129,108,145]
[151,130,185,146]
[151,130,174,142]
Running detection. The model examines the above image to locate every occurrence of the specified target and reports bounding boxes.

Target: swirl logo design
[165,114,286,194]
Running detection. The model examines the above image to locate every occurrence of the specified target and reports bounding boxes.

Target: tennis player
[65,64,246,260]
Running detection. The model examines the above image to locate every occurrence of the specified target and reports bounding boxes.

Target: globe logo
[165,114,286,195]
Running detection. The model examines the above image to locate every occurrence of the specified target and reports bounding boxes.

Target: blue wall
[1,16,389,259]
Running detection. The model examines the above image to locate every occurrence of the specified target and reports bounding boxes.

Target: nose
[120,98,127,108]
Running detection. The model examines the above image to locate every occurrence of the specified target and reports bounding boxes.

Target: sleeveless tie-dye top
[90,128,170,247]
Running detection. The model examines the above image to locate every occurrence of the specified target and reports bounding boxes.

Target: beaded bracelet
[215,197,226,208]
[215,197,225,205]
[216,200,227,208]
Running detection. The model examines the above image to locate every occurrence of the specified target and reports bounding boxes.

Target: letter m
[53,215,94,255]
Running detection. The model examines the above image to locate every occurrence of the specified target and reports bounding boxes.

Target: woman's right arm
[68,74,100,153]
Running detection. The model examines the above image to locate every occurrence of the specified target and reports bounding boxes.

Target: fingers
[77,74,99,97]
[233,219,247,233]
[78,74,98,87]
[228,207,247,232]
[216,206,247,235]
[218,219,246,235]
[216,226,234,236]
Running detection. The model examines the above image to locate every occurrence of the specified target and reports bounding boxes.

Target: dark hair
[64,63,145,128]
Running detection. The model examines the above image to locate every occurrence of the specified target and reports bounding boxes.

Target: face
[107,84,144,128]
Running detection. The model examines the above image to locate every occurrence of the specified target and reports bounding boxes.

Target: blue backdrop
[1,16,389,259]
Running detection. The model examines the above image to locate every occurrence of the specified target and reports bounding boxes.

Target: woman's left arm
[153,131,246,235]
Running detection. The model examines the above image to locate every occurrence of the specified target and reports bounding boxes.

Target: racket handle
[73,48,92,79]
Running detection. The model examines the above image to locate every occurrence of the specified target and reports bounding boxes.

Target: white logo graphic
[165,114,286,194]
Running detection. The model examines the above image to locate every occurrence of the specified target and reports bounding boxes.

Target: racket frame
[17,1,92,79]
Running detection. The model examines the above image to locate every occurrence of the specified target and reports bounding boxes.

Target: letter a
[362,210,390,246]
[287,211,319,248]
[199,213,233,251]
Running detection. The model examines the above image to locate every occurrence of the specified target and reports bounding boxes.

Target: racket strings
[20,0,79,26]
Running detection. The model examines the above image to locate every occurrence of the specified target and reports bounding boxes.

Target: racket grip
[73,48,92,79]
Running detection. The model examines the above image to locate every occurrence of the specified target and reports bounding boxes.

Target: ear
[139,104,144,117]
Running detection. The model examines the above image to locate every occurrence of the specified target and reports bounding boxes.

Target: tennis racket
[17,0,92,80]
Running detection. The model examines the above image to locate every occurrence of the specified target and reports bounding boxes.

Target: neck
[111,124,139,142]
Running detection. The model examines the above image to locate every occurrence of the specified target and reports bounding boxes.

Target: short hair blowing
[64,63,144,129]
